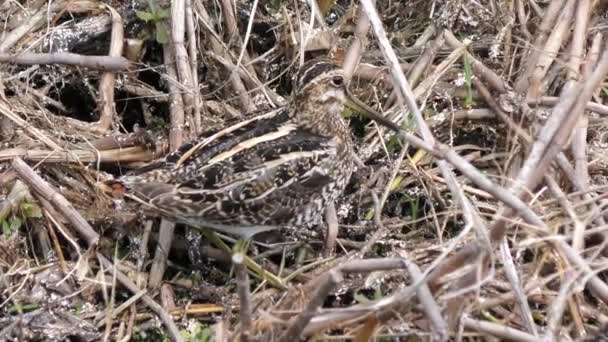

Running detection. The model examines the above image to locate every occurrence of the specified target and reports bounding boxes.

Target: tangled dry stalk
[1,0,608,341]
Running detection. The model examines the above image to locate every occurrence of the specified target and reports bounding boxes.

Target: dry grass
[1,0,608,341]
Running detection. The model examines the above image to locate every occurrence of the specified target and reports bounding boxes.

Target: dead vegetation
[1,0,608,340]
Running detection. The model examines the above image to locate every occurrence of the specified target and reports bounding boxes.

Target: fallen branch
[0,52,131,71]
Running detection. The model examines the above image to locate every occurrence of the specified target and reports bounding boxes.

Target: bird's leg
[200,229,287,290]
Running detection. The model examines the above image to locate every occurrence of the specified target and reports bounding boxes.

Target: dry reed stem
[96,5,124,132]
[171,0,195,117]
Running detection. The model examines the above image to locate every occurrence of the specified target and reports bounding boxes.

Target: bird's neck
[290,99,350,140]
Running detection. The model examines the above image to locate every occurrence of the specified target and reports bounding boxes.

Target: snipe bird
[111,59,355,238]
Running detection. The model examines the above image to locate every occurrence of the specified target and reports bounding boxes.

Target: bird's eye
[331,75,344,87]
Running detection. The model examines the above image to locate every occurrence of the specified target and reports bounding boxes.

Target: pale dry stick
[363,45,464,150]
[527,0,577,99]
[160,283,176,311]
[430,174,492,199]
[443,30,508,94]
[149,219,176,288]
[137,220,154,289]
[0,52,131,71]
[171,0,195,117]
[499,238,538,336]
[566,0,590,84]
[342,1,373,79]
[185,0,201,134]
[545,176,585,252]
[0,102,62,151]
[233,0,283,100]
[163,45,185,148]
[219,0,239,42]
[12,158,98,246]
[102,251,118,342]
[220,0,261,80]
[195,2,254,112]
[339,258,405,273]
[531,96,608,116]
[39,198,82,271]
[278,269,343,342]
[297,0,314,67]
[413,24,437,47]
[353,63,392,83]
[471,77,531,144]
[462,316,539,342]
[0,5,47,52]
[308,0,327,29]
[565,0,591,246]
[513,0,566,93]
[322,202,338,257]
[539,55,608,304]
[122,82,170,103]
[46,219,68,273]
[95,289,147,328]
[233,253,252,340]
[527,0,543,17]
[0,147,155,163]
[543,270,580,341]
[12,158,183,341]
[0,179,29,221]
[206,51,264,91]
[407,31,445,89]
[400,252,448,341]
[514,0,532,41]
[583,33,603,78]
[571,32,604,247]
[499,13,514,74]
[97,5,124,132]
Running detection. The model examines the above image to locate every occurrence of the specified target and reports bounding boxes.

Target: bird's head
[291,59,348,133]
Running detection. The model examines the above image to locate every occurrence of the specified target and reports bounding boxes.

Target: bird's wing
[118,106,340,225]
[127,128,337,225]
[118,107,289,185]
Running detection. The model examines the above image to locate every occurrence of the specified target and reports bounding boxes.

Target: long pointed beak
[344,88,402,133]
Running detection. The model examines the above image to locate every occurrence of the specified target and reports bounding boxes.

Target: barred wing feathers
[118,108,339,237]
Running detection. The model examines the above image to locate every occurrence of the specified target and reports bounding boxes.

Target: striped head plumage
[107,58,355,238]
[291,59,349,138]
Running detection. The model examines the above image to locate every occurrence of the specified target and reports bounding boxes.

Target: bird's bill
[344,90,401,133]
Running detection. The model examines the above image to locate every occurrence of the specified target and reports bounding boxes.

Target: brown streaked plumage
[111,59,354,238]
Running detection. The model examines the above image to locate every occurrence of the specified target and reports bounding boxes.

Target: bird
[107,58,355,239]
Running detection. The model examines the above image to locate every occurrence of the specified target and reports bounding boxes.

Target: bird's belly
[288,161,354,227]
